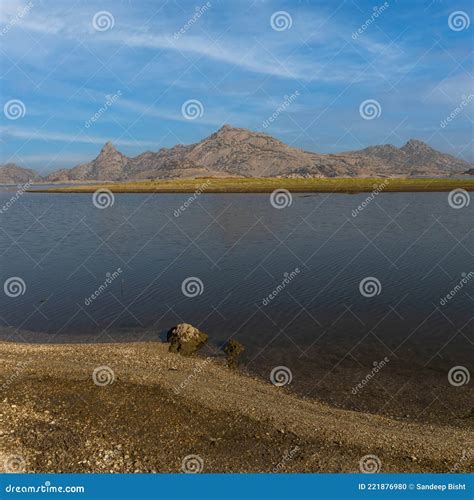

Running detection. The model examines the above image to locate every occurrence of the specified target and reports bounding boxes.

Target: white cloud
[426,73,474,105]
[0,2,404,83]
[1,126,159,148]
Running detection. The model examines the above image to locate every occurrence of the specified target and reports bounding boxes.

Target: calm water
[1,189,472,422]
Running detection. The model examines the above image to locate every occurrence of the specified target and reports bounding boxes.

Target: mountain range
[1,125,473,184]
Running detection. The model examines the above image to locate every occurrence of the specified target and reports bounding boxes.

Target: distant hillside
[4,125,473,183]
[356,139,471,176]
[0,163,40,184]
[46,125,472,181]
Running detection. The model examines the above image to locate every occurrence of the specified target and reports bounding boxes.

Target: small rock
[223,339,245,369]
[167,323,208,356]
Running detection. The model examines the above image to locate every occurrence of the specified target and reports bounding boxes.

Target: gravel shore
[0,339,472,473]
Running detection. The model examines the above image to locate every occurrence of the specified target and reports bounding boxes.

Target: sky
[0,0,473,172]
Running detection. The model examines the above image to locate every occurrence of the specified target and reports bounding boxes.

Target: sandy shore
[0,340,472,473]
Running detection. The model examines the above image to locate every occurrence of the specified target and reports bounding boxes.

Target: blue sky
[1,0,473,172]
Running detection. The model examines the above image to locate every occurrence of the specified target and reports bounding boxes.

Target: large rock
[167,323,208,356]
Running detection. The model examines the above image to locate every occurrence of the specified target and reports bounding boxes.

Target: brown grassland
[31,176,474,193]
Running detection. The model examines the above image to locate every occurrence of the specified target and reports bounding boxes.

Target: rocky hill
[4,125,473,182]
[356,139,471,176]
[0,163,40,184]
[47,142,129,182]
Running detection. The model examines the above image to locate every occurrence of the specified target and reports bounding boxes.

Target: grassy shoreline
[29,177,474,193]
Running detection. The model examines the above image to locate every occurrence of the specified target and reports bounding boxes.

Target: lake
[0,188,472,424]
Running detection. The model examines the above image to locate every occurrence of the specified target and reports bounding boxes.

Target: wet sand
[0,339,473,473]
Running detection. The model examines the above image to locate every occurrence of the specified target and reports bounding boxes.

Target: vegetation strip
[30,177,474,194]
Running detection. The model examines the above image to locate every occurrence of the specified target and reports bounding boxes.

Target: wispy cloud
[1,0,404,82]
[1,126,159,148]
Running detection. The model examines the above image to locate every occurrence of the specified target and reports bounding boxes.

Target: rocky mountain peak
[209,124,282,148]
[212,124,247,140]
[401,139,432,153]
[98,141,120,158]
[87,142,128,180]
[217,124,234,132]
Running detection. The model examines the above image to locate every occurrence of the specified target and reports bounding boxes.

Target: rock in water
[223,339,245,369]
[167,323,208,356]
